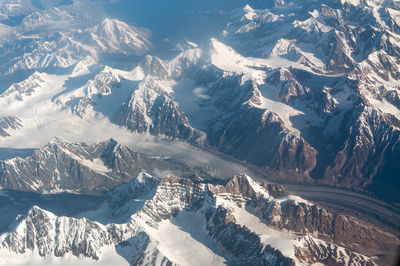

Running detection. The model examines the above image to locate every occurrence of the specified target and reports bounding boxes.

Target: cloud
[193,87,210,100]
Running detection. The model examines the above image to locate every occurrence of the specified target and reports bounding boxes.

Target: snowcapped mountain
[0,137,212,194]
[1,17,150,78]
[88,18,151,56]
[0,0,400,265]
[203,0,400,200]
[0,0,399,202]
[0,173,397,265]
[0,137,136,193]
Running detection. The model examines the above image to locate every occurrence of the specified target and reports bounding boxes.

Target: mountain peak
[27,205,54,219]
[89,17,152,56]
[1,170,397,265]
[100,17,120,26]
[49,136,71,146]
[97,18,133,37]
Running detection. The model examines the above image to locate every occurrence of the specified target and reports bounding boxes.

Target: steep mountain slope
[2,0,399,201]
[205,0,400,199]
[0,173,397,265]
[0,1,399,265]
[0,116,22,137]
[2,17,150,78]
[0,137,207,194]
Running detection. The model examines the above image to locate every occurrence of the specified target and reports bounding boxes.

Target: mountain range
[1,171,398,265]
[0,0,399,265]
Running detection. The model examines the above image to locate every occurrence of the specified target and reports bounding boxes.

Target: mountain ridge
[1,172,397,265]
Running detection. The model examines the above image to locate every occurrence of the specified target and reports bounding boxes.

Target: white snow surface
[138,211,229,266]
[0,247,129,266]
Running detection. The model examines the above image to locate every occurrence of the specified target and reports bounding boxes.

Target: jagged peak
[0,169,395,265]
[101,65,119,73]
[48,137,118,150]
[111,171,157,189]
[140,55,169,78]
[220,174,257,199]
[169,46,202,76]
[262,183,289,198]
[94,18,143,36]
[26,205,56,220]
[48,136,71,146]
[99,137,120,157]
[278,67,295,80]
[270,38,298,56]
[105,137,118,146]
[88,66,122,83]
[155,173,272,200]
[85,17,152,56]
[108,172,159,204]
[293,15,333,34]
[1,71,46,97]
[232,4,279,31]
[187,173,204,182]
[28,205,43,213]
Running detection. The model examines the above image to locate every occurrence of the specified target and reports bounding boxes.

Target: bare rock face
[242,185,397,257]
[385,89,400,109]
[295,235,376,266]
[322,106,400,200]
[217,174,257,199]
[114,77,204,144]
[262,183,289,198]
[210,104,318,175]
[267,68,309,104]
[205,206,295,266]
[216,175,398,259]
[261,199,396,253]
[197,74,317,177]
